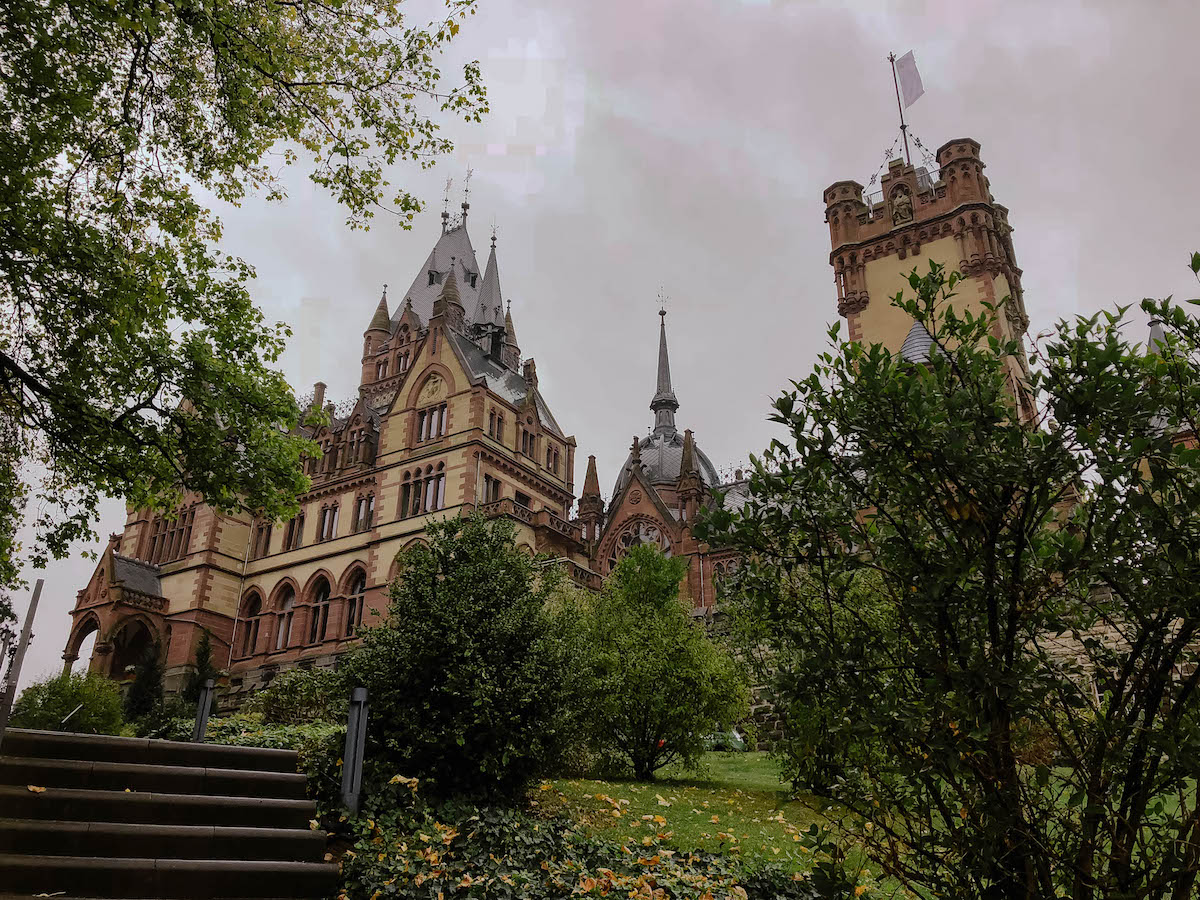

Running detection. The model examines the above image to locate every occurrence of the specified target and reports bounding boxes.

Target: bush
[577,544,748,780]
[180,629,220,710]
[123,641,163,721]
[10,671,125,734]
[340,780,860,900]
[340,514,580,802]
[242,666,348,724]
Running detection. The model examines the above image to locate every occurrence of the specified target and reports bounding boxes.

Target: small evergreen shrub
[10,671,124,734]
[181,629,220,710]
[122,641,163,721]
[242,666,348,724]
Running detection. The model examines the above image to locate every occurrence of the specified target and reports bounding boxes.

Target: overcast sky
[13,0,1200,687]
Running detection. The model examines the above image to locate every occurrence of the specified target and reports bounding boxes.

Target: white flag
[895,50,924,108]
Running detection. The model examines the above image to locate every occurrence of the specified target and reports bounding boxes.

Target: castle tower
[361,286,391,385]
[823,138,1030,403]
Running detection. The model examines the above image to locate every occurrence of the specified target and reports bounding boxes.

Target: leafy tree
[702,257,1200,898]
[0,0,488,627]
[123,640,164,721]
[341,514,578,801]
[12,671,125,734]
[723,568,890,795]
[181,628,220,709]
[578,544,747,781]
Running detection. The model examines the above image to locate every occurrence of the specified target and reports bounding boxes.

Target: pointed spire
[582,455,601,498]
[366,285,390,333]
[504,300,519,348]
[650,308,680,436]
[476,235,504,327]
[630,435,641,462]
[679,429,696,477]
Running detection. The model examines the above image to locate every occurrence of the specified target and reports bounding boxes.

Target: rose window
[606,521,671,572]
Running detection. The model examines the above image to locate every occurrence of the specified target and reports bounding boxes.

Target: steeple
[578,454,605,544]
[475,233,504,328]
[502,300,521,369]
[366,285,390,334]
[650,308,679,436]
[582,455,601,498]
[431,257,465,330]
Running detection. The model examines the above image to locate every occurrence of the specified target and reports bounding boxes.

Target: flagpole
[888,52,912,165]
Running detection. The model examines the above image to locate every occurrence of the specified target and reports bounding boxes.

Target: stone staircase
[0,728,339,899]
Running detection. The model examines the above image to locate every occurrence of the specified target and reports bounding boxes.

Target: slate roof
[900,320,941,363]
[394,223,484,329]
[111,553,164,598]
[612,429,720,498]
[718,479,752,514]
[445,331,565,439]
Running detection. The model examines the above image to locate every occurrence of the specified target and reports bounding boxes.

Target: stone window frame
[236,590,265,658]
[317,503,340,542]
[273,585,296,651]
[283,512,305,551]
[415,402,448,443]
[307,576,333,645]
[343,567,368,638]
[148,504,197,565]
[353,492,375,533]
[399,462,447,519]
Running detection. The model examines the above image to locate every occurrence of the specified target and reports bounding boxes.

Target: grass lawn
[539,752,865,872]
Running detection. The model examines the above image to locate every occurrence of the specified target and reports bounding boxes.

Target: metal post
[0,579,44,747]
[341,687,368,814]
[192,678,215,743]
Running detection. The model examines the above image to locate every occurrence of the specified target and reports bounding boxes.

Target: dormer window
[427,271,442,286]
[469,273,478,288]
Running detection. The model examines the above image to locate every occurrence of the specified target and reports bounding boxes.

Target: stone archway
[62,613,101,675]
[107,618,155,679]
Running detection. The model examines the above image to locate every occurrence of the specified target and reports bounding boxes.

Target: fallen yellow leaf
[26,785,46,793]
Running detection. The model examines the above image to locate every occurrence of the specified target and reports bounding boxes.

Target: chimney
[523,358,538,393]
[312,381,326,410]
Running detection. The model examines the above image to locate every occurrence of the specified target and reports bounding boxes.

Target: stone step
[0,819,326,862]
[0,756,307,800]
[0,729,298,774]
[0,785,316,829]
[0,854,339,899]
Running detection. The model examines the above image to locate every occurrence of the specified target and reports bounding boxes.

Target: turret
[362,286,391,385]
[676,429,704,522]
[578,455,604,543]
[476,232,507,362]
[430,258,465,332]
[502,301,521,369]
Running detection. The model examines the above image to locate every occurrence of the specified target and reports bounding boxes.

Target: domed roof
[612,429,719,499]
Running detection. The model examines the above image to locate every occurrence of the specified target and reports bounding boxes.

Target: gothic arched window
[345,571,367,637]
[606,520,671,573]
[308,578,331,644]
[274,587,296,651]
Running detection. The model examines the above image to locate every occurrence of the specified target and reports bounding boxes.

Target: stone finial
[582,455,601,499]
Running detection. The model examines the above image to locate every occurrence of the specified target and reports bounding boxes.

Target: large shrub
[340,514,579,801]
[701,258,1200,897]
[577,544,748,780]
[180,629,220,709]
[242,666,348,724]
[10,671,124,734]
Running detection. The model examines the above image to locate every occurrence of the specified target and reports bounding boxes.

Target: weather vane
[442,176,453,214]
[657,286,668,318]
[463,168,474,204]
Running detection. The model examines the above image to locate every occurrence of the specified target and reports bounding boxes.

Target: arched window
[308,578,331,644]
[274,587,295,651]
[239,593,263,657]
[345,571,367,637]
[401,463,447,518]
[605,520,672,573]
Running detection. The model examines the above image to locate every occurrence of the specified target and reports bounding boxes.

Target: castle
[63,136,1027,700]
